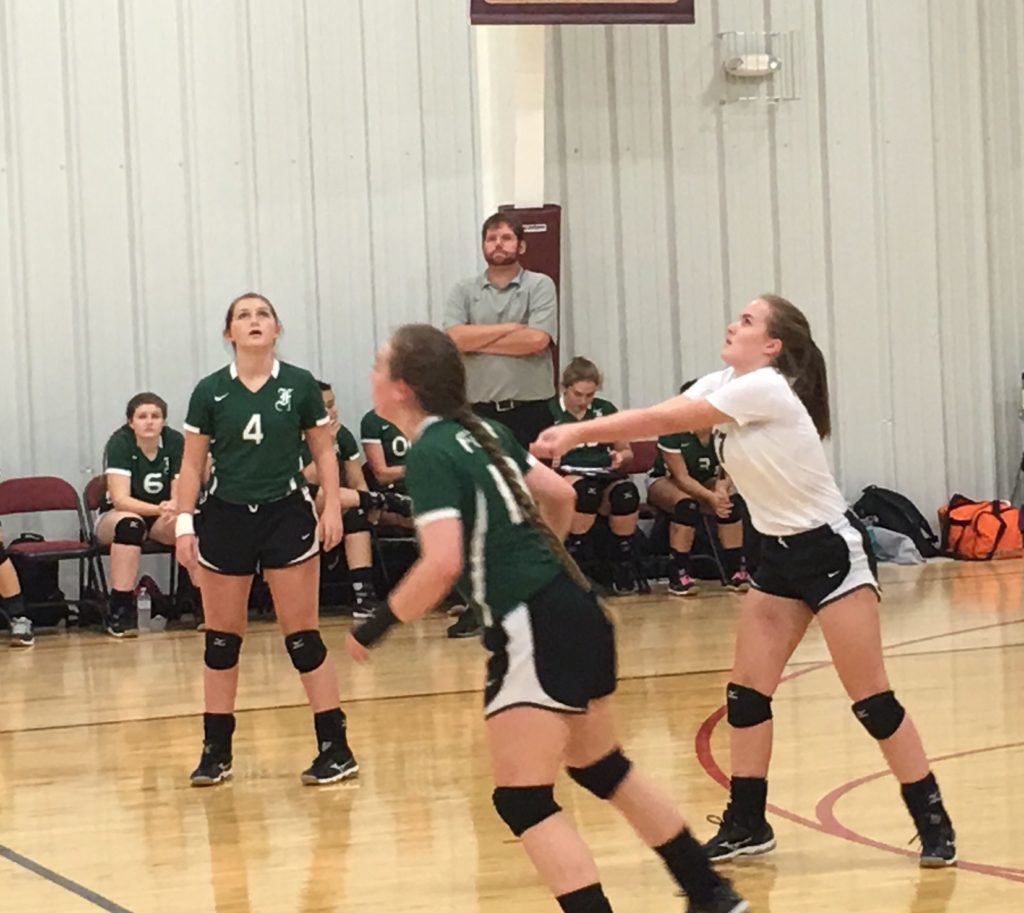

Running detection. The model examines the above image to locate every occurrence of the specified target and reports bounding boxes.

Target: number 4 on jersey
[243,413,264,445]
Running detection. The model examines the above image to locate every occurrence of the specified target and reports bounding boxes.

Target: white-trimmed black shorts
[751,511,880,612]
[482,573,617,718]
[196,490,319,576]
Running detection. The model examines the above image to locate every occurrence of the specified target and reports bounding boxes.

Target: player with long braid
[344,324,747,913]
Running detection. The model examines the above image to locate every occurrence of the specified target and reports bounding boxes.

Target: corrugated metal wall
[0,0,480,485]
[3,0,1022,520]
[547,0,1024,511]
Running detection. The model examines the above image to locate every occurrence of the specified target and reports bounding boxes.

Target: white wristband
[175,513,195,538]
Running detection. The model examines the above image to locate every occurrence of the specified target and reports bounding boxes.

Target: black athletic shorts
[196,490,319,576]
[752,510,880,612]
[483,572,617,718]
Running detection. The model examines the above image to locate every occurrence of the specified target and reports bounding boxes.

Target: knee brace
[285,629,327,674]
[492,785,561,837]
[567,748,633,799]
[852,690,905,740]
[113,516,146,547]
[718,495,744,525]
[204,630,243,670]
[343,508,371,535]
[726,682,773,728]
[608,481,640,516]
[573,478,603,515]
[671,498,701,528]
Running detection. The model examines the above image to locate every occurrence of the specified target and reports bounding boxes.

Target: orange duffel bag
[937,495,1023,560]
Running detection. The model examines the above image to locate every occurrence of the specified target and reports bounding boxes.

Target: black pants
[472,399,553,449]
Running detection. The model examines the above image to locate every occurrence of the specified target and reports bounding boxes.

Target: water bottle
[137,590,152,632]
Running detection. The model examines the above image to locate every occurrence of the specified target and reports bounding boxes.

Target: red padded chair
[621,440,658,476]
[0,475,104,617]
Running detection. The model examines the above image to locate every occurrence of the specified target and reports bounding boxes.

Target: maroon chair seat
[7,538,92,558]
[0,476,104,617]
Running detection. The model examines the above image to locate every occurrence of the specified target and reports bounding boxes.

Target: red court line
[693,619,1024,882]
[815,741,1024,882]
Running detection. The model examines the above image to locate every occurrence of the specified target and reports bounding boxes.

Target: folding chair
[83,475,178,603]
[0,476,105,622]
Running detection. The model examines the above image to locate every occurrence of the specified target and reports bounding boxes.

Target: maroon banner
[470,1,695,26]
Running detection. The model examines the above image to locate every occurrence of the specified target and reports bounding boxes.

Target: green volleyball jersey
[405,417,562,625]
[184,360,327,504]
[650,431,718,484]
[103,426,184,507]
[299,423,360,468]
[547,396,618,471]
[360,410,410,467]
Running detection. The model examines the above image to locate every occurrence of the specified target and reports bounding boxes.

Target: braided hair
[387,324,592,593]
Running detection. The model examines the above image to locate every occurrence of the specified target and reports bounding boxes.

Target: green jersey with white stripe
[650,431,718,484]
[103,425,184,507]
[360,409,409,467]
[184,359,327,505]
[405,417,562,624]
[299,423,360,468]
[546,395,618,471]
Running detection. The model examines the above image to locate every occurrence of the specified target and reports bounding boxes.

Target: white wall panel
[3,0,1022,528]
[0,0,481,499]
[549,0,1024,512]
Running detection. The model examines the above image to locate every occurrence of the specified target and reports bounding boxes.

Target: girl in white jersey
[534,295,956,869]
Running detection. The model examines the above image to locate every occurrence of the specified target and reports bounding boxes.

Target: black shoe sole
[920,854,957,868]
[708,836,777,863]
[301,760,359,786]
[190,768,233,787]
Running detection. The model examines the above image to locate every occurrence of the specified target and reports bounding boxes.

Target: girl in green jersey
[345,325,745,913]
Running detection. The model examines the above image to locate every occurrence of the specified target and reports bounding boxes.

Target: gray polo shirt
[443,268,558,403]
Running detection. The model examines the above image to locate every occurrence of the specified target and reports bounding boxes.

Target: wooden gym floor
[1,558,1022,912]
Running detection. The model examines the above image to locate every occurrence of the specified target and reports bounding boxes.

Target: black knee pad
[285,629,327,674]
[608,481,640,516]
[573,478,603,514]
[567,748,633,799]
[343,508,371,535]
[204,630,243,670]
[717,495,744,525]
[726,682,773,728]
[113,516,146,547]
[492,785,561,837]
[852,690,906,740]
[671,498,701,528]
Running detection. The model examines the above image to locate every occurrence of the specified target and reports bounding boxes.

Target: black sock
[110,588,134,611]
[901,771,949,823]
[203,712,235,754]
[350,566,375,602]
[654,828,722,905]
[722,547,743,577]
[611,533,633,560]
[568,531,594,563]
[314,708,348,752]
[731,776,768,823]
[1,593,26,618]
[670,549,691,577]
[556,883,613,913]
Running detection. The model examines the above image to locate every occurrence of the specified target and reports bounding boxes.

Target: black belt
[475,399,541,413]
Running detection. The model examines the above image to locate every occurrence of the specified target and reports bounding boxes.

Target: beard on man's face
[484,246,519,267]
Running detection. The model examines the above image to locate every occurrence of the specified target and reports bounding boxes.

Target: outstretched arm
[532,395,732,462]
